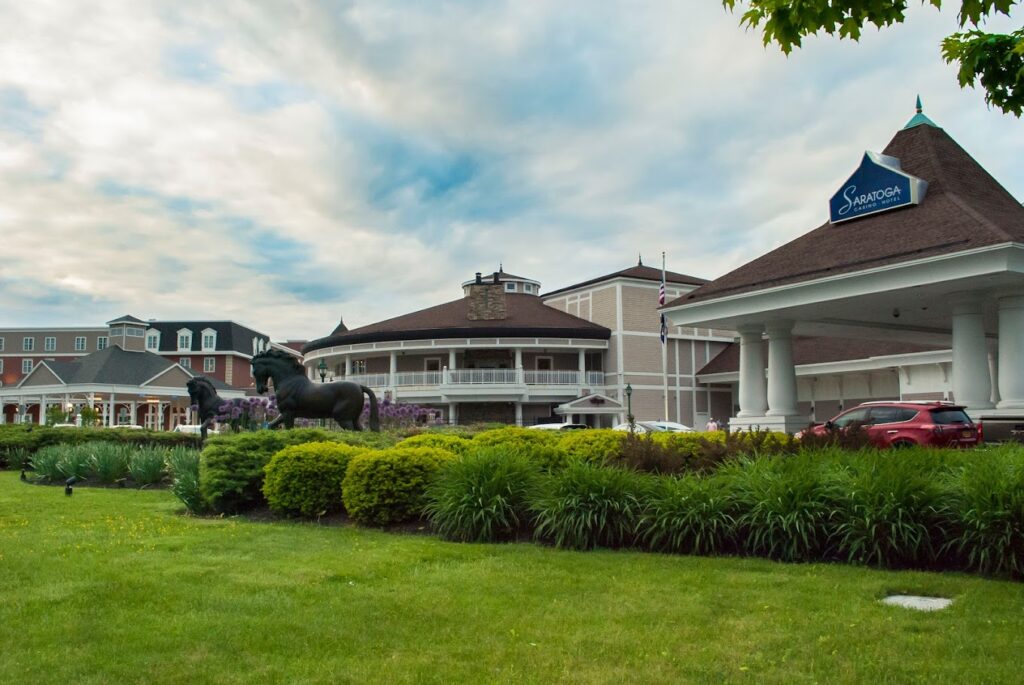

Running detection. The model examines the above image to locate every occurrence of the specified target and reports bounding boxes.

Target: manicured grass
[1,472,1021,684]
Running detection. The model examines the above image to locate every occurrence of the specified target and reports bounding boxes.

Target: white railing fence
[333,369,606,388]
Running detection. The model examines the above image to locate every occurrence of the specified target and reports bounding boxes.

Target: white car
[612,421,694,433]
[527,423,589,431]
[173,424,218,435]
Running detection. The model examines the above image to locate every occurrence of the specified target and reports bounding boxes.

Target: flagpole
[661,251,669,422]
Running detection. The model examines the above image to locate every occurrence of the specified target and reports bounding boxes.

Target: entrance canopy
[662,104,1024,430]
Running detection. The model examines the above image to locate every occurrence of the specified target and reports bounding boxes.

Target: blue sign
[829,151,927,224]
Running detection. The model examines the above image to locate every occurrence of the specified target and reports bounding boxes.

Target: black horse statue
[251,349,380,431]
[186,376,238,442]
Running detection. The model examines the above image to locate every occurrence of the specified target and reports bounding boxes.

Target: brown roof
[667,123,1024,307]
[545,264,708,297]
[304,293,610,352]
[698,337,947,375]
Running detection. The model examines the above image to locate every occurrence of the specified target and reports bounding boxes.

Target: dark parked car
[804,401,981,448]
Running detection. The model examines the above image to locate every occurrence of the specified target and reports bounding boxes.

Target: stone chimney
[466,275,507,321]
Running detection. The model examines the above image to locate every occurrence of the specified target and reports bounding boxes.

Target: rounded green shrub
[425,448,539,542]
[473,426,559,450]
[531,462,654,550]
[263,442,369,518]
[396,433,472,455]
[557,429,624,464]
[343,446,456,525]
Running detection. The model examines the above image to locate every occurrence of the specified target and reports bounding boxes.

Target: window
[536,356,553,371]
[833,408,869,428]
[0,359,4,373]
[22,359,32,374]
[146,334,159,350]
[524,284,533,293]
[74,336,86,351]
[179,358,191,369]
[352,359,367,374]
[930,408,972,425]
[868,407,918,424]
[177,329,192,351]
[22,337,34,352]
[201,328,217,351]
[44,337,56,352]
[0,337,4,351]
[96,337,108,350]
[504,282,516,292]
[424,357,442,372]
[204,357,216,373]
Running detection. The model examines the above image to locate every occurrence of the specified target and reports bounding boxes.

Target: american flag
[658,270,667,344]
[658,281,665,306]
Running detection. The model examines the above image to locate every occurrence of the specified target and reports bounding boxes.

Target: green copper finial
[903,95,938,130]
[638,253,643,266]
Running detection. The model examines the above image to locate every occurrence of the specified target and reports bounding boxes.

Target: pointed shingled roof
[666,122,1024,307]
[545,264,707,298]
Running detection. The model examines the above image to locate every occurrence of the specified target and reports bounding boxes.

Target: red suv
[806,401,981,448]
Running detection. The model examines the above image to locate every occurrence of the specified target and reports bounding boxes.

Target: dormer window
[146,331,161,351]
[201,328,217,351]
[177,328,193,351]
[504,282,516,292]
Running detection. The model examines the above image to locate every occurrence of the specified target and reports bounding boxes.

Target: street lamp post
[318,359,327,383]
[625,383,634,433]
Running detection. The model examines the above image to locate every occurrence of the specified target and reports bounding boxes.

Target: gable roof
[667,123,1024,307]
[106,314,148,326]
[698,337,948,376]
[17,346,232,390]
[146,320,269,355]
[544,264,708,298]
[304,293,610,352]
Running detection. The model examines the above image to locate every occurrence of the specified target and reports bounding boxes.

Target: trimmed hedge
[0,425,199,465]
[395,433,472,455]
[342,447,457,525]
[557,429,624,464]
[199,429,341,513]
[263,442,369,518]
[472,426,559,449]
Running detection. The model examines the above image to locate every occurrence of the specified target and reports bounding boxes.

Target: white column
[39,396,47,425]
[765,320,798,416]
[988,340,1001,406]
[578,350,586,383]
[514,401,523,426]
[130,401,138,427]
[344,356,352,376]
[448,402,458,425]
[514,348,523,369]
[109,393,116,427]
[951,297,994,410]
[448,349,457,369]
[736,324,767,418]
[997,294,1024,409]
[389,352,397,389]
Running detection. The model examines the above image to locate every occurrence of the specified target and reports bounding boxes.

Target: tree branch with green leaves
[722,1,1023,115]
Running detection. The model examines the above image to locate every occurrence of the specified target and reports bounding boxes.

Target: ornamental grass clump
[2,447,32,470]
[29,446,63,482]
[726,454,842,562]
[531,462,653,551]
[425,447,539,542]
[166,447,204,514]
[57,445,92,481]
[946,448,1024,577]
[342,446,457,525]
[129,447,167,485]
[637,474,738,555]
[263,442,368,518]
[833,451,954,568]
[88,443,131,484]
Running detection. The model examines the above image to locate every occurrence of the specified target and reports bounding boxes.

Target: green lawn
[1,472,1021,684]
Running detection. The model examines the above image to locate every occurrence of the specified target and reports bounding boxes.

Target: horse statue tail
[361,385,380,432]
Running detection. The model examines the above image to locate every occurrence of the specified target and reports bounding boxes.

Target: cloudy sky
[1,1,1021,341]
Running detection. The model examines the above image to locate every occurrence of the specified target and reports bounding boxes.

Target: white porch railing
[337,369,605,388]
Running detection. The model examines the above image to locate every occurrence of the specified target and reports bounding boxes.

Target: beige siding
[19,365,63,386]
[588,288,617,328]
[147,366,193,388]
[620,285,660,333]
[621,335,663,374]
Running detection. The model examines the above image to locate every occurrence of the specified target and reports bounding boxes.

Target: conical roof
[667,122,1024,307]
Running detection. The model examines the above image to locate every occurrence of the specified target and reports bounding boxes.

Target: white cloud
[0,0,1020,341]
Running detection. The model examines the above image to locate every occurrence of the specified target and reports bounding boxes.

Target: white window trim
[504,282,516,292]
[201,328,217,352]
[424,357,442,372]
[145,331,160,351]
[22,337,34,352]
[44,336,56,352]
[0,337,5,352]
[204,357,216,372]
[0,359,4,373]
[177,328,193,352]
[179,357,191,369]
[535,356,554,371]
[352,359,367,374]
[74,336,86,352]
[96,336,108,350]
[22,359,33,374]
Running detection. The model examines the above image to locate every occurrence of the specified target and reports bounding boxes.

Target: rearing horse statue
[251,349,380,431]
[186,376,236,443]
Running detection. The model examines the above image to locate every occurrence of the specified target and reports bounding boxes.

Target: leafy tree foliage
[723,1,1023,115]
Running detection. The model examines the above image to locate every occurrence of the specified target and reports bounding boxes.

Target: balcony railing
[339,369,605,388]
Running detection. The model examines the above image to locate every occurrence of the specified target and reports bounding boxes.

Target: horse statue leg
[266,413,286,430]
[361,385,380,432]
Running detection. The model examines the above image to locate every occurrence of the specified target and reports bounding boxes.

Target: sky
[1,1,1021,341]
